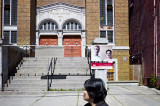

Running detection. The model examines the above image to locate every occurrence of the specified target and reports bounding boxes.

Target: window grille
[108,31,113,43]
[100,31,106,38]
[63,21,82,30]
[11,0,17,25]
[11,31,17,43]
[107,2,113,26]
[100,0,106,25]
[100,0,113,26]
[4,31,9,43]
[4,0,17,25]
[4,3,10,25]
[40,21,58,30]
[3,31,17,44]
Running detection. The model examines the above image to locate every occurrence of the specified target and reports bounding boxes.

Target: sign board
[91,45,113,69]
[91,45,112,61]
[91,62,113,69]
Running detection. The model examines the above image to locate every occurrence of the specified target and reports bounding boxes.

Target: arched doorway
[63,21,82,57]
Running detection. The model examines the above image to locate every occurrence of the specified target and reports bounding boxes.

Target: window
[100,31,106,38]
[4,0,17,25]
[4,31,9,43]
[63,21,82,30]
[107,31,113,43]
[107,0,113,26]
[100,0,106,25]
[100,0,113,26]
[40,21,58,30]
[100,30,113,43]
[4,31,17,44]
[11,31,17,43]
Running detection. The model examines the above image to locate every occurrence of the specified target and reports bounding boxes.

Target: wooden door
[40,36,58,45]
[63,36,81,57]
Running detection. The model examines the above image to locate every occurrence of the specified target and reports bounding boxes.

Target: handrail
[1,73,4,91]
[47,57,53,91]
[47,57,57,91]
[85,46,93,78]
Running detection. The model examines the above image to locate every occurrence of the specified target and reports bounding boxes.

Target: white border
[113,46,130,50]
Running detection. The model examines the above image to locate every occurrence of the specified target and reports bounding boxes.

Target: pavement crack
[111,94,124,106]
[76,91,80,106]
[121,86,160,103]
[30,93,46,106]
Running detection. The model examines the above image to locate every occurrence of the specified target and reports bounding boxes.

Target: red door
[63,36,81,57]
[40,36,58,45]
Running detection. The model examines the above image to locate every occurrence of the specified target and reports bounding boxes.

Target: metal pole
[1,73,4,91]
[47,72,49,91]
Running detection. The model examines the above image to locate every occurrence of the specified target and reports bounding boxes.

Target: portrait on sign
[91,45,112,62]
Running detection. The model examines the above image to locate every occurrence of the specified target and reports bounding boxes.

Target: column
[81,31,86,57]
[36,31,39,45]
[58,31,63,46]
[0,44,2,90]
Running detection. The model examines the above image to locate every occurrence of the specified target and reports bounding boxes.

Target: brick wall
[113,50,130,80]
[17,0,36,45]
[115,0,129,46]
[114,0,130,80]
[86,0,99,45]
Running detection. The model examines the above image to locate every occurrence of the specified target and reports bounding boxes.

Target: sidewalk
[0,85,160,106]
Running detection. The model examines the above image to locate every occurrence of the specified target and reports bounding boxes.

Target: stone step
[21,63,88,67]
[4,87,47,91]
[7,84,47,88]
[12,76,42,80]
[24,57,88,61]
[10,80,47,84]
[15,73,47,76]
[50,86,84,90]
[17,68,88,72]
[66,76,90,80]
[17,69,48,73]
[18,66,88,69]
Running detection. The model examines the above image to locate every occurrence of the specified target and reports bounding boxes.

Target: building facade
[129,0,160,85]
[1,0,130,81]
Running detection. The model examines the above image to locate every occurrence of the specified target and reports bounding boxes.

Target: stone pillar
[0,43,2,90]
[36,31,39,45]
[81,31,86,57]
[58,31,63,46]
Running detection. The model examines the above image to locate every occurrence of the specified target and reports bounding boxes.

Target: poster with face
[91,45,112,61]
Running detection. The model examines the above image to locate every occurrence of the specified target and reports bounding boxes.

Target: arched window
[39,21,58,30]
[63,21,82,30]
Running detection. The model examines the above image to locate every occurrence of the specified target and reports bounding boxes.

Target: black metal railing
[1,45,35,91]
[85,46,93,78]
[47,57,57,91]
[1,73,4,91]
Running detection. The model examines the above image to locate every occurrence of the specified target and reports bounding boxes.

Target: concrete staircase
[4,57,90,92]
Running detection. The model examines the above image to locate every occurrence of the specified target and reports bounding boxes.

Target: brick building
[1,0,130,81]
[129,0,160,85]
